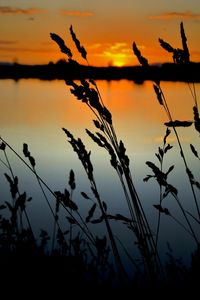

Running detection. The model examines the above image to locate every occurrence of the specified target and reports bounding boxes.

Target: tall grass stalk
[0,137,97,248]
[0,141,35,240]
[133,22,200,227]
[50,26,161,279]
[0,21,199,290]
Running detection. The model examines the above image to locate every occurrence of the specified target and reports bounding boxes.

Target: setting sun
[106,53,128,67]
[0,1,200,66]
[112,55,127,67]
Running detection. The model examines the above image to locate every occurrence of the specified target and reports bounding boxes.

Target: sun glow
[112,58,126,67]
[107,53,127,67]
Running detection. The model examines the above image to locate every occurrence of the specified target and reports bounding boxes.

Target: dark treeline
[0,59,200,82]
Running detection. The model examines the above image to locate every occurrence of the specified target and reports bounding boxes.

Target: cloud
[0,6,45,15]
[149,11,200,20]
[110,43,128,51]
[0,40,17,45]
[0,46,53,53]
[87,42,133,59]
[60,10,94,17]
[104,43,132,56]
[87,43,102,50]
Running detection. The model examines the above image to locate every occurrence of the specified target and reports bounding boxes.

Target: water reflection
[0,79,199,267]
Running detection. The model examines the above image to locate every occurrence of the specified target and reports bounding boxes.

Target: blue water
[0,78,199,272]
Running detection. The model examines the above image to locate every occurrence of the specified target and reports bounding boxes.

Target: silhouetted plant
[144,128,199,246]
[133,22,200,228]
[50,25,162,281]
[0,21,199,292]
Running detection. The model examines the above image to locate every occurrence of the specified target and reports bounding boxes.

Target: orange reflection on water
[0,79,198,155]
[97,80,198,151]
[0,79,92,128]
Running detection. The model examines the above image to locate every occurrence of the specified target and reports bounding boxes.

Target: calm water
[0,78,199,268]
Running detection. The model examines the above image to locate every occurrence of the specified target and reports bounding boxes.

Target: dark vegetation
[0,22,200,295]
[1,60,200,83]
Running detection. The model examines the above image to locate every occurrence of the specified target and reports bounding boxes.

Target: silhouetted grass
[0,22,199,293]
[134,23,200,239]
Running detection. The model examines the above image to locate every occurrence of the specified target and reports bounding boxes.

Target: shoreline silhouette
[0,60,200,82]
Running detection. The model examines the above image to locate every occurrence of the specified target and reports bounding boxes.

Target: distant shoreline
[0,61,200,83]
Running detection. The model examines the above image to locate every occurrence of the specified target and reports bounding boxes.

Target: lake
[0,78,199,271]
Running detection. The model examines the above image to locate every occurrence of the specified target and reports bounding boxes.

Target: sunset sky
[0,0,200,66]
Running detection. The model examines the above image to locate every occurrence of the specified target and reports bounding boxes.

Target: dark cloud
[0,40,18,45]
[0,46,53,53]
[0,6,45,15]
[149,11,200,20]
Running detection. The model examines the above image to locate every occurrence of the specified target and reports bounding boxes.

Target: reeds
[50,25,162,280]
[0,21,199,291]
[133,22,200,249]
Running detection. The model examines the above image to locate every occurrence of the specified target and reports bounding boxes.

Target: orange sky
[0,0,200,66]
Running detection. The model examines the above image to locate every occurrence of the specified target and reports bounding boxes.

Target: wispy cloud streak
[149,11,200,20]
[103,43,132,56]
[0,47,53,53]
[0,6,45,15]
[60,10,94,17]
[0,40,17,45]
